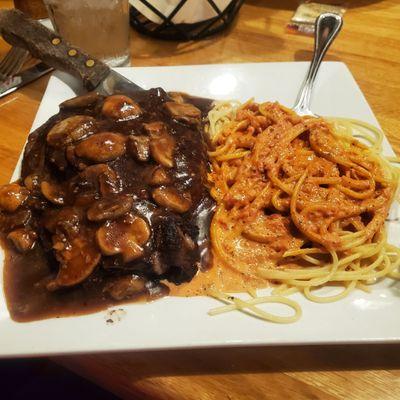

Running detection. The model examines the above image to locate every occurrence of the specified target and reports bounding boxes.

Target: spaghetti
[205,100,400,323]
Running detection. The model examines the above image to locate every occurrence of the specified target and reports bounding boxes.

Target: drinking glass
[44,0,130,67]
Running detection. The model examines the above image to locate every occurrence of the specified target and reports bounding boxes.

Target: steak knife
[0,9,143,95]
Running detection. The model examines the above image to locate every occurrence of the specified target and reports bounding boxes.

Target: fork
[0,46,30,81]
[293,13,343,117]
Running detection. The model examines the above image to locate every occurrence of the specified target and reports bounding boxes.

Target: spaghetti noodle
[205,100,400,323]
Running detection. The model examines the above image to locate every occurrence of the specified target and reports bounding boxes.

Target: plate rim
[1,61,399,358]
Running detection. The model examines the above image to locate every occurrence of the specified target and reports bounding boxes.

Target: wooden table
[1,0,400,399]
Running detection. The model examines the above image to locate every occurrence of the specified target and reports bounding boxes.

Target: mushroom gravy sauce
[1,88,215,322]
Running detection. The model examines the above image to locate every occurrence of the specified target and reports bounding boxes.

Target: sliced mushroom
[103,275,147,301]
[168,91,186,104]
[0,183,29,212]
[47,233,101,290]
[148,167,171,186]
[24,174,40,191]
[128,135,150,162]
[77,164,121,197]
[60,92,103,109]
[103,270,168,301]
[164,101,201,125]
[0,209,31,232]
[41,181,66,205]
[96,213,150,262]
[102,95,142,120]
[87,194,134,222]
[7,228,37,252]
[149,132,175,168]
[152,187,192,213]
[74,132,126,162]
[65,144,87,170]
[79,163,111,181]
[47,115,96,148]
[74,191,99,207]
[98,168,121,196]
[43,207,82,237]
[143,121,168,136]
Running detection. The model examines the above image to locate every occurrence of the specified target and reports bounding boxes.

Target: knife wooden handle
[0,9,110,91]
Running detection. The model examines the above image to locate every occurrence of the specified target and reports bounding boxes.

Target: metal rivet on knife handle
[68,49,77,57]
[51,37,61,45]
[86,59,95,68]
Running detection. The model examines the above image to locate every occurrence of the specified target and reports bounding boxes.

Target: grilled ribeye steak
[0,88,214,321]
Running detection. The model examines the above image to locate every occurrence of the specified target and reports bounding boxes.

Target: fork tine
[0,47,30,78]
[2,52,20,76]
[0,47,15,68]
[7,48,27,76]
[0,55,9,71]
[12,50,30,76]
[0,47,18,73]
[0,47,22,76]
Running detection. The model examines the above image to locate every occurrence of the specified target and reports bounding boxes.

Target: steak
[0,88,215,321]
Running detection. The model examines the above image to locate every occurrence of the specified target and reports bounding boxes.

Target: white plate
[1,62,399,358]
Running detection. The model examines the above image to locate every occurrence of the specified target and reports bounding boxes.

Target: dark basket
[129,0,244,41]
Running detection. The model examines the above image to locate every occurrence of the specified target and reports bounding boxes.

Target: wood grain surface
[1,0,400,399]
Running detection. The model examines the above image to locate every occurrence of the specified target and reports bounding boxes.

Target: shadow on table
[57,343,400,380]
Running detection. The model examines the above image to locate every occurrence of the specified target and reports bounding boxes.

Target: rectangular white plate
[1,62,399,358]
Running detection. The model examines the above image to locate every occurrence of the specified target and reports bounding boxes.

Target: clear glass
[44,0,130,67]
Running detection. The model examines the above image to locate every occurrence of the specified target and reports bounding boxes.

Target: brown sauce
[1,89,215,322]
[2,235,132,322]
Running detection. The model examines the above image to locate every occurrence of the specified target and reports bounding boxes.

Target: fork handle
[293,13,343,115]
[0,9,110,90]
